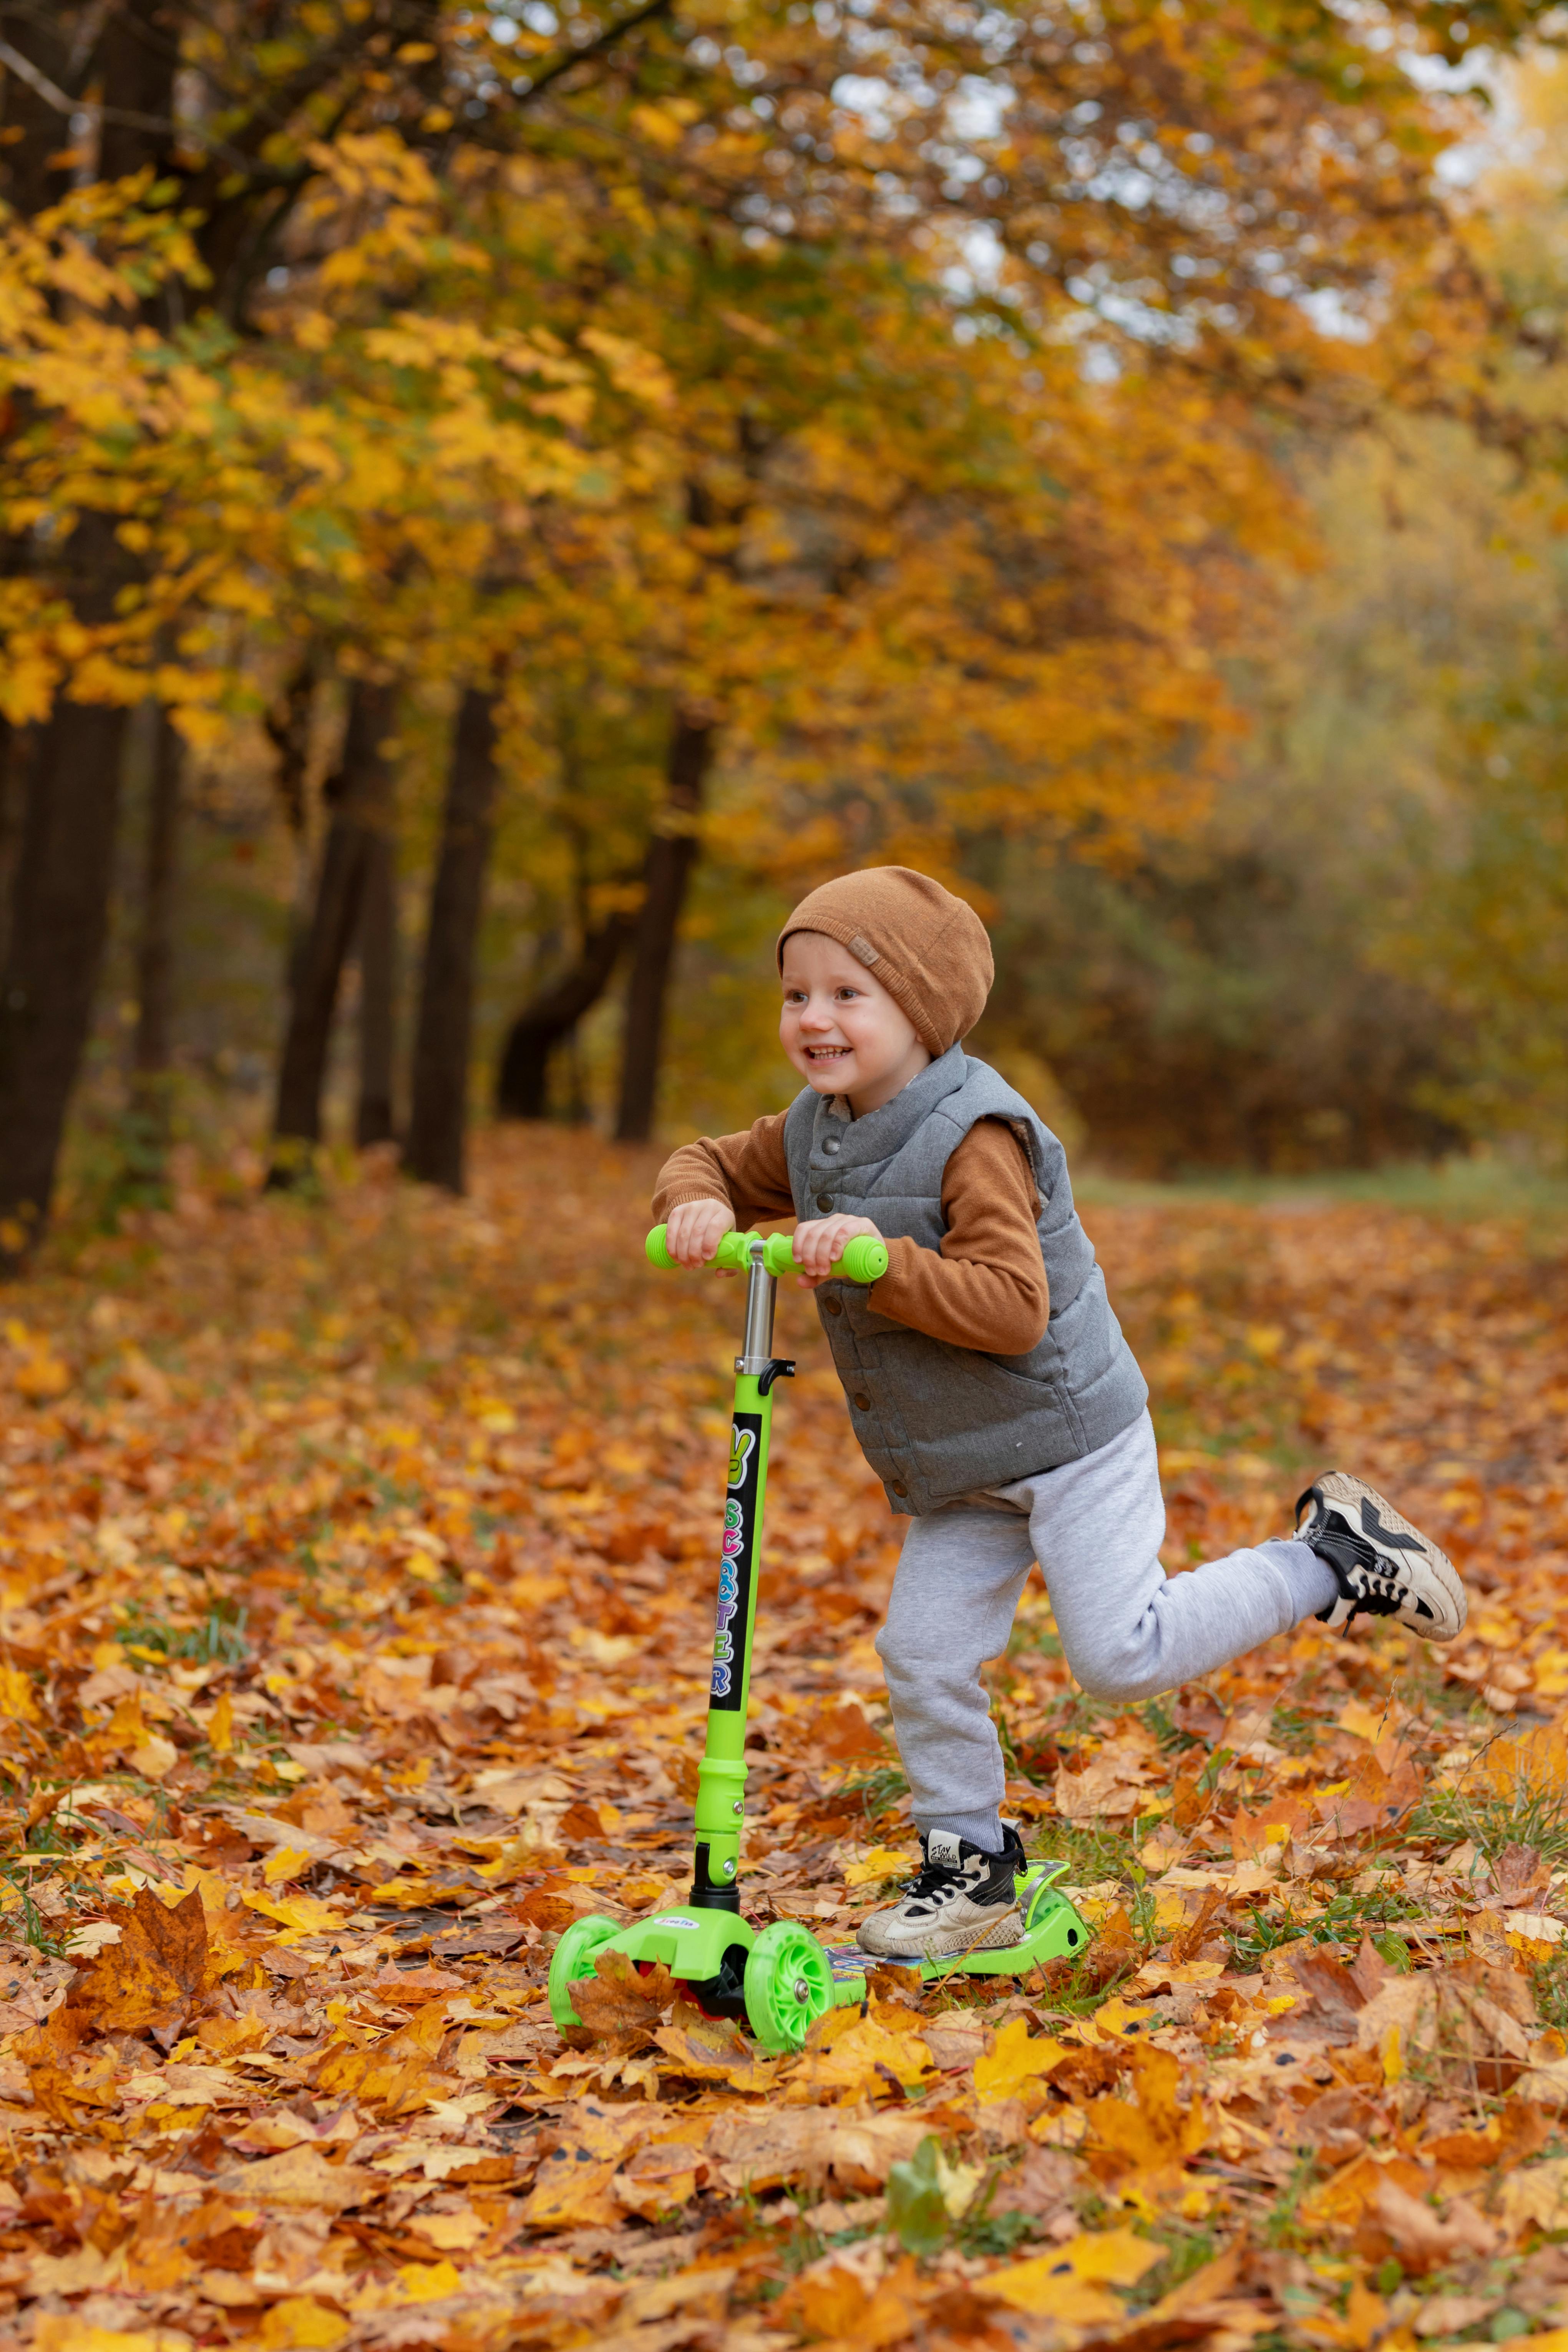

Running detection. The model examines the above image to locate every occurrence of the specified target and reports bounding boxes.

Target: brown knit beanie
[777,867,994,1056]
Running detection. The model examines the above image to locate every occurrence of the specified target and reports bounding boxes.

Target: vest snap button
[823,1137,840,1154]
[891,1480,908,1497]
[823,1297,843,1316]
[853,1392,871,1411]
[816,1193,833,1212]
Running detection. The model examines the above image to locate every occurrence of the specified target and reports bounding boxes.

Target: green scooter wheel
[744,1921,835,2053]
[548,1914,622,2030]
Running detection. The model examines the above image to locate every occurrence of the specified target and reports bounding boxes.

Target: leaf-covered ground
[3,1140,1568,2352]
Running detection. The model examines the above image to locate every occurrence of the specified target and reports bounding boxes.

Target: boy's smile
[780,931,932,1118]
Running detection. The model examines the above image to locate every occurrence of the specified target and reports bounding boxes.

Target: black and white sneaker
[1296,1472,1466,1642]
[856,1825,1028,1960]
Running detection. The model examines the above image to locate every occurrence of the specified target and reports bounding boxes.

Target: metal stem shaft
[735,1238,777,1374]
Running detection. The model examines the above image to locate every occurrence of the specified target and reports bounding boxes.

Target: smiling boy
[652,867,1466,1962]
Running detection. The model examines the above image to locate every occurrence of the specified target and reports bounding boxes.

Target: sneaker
[856,1825,1028,1960]
[1296,1472,1466,1642]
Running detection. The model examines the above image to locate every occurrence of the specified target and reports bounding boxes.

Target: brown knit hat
[777,867,994,1056]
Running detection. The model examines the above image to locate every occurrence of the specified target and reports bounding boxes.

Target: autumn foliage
[1,1142,1566,2349]
[2,0,1568,1263]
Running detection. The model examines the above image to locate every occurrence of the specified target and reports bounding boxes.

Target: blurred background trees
[0,0,1564,1255]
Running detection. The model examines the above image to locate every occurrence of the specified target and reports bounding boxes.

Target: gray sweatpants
[874,1409,1338,1850]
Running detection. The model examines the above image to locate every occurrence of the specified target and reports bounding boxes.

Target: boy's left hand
[793,1214,885,1287]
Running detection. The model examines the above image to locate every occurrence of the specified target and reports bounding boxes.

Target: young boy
[653,867,1466,1962]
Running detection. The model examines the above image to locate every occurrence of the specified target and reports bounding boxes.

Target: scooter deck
[818,1861,1088,2002]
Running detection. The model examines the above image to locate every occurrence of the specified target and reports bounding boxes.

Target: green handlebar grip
[646,1224,761,1272]
[760,1231,888,1284]
[840,1235,889,1284]
[645,1224,886,1285]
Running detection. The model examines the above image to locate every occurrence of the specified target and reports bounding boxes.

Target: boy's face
[780,931,932,1116]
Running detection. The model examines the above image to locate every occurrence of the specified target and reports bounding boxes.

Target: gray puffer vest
[783,1046,1147,1515]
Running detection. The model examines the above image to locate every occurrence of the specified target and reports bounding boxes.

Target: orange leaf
[654,2004,778,2090]
[778,2252,931,2345]
[70,1885,218,2033]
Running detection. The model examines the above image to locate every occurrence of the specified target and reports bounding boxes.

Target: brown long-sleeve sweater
[653,1112,1049,1355]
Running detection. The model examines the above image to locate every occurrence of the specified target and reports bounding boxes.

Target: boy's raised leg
[1015,1414,1463,1705]
[1015,1413,1335,1703]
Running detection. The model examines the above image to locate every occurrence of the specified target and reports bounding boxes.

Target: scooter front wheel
[744,1921,835,2053]
[548,1914,622,2029]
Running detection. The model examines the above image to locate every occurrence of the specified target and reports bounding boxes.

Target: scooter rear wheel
[744,1921,834,2053]
[548,1914,622,2030]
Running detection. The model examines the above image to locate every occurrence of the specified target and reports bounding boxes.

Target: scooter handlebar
[645,1223,888,1285]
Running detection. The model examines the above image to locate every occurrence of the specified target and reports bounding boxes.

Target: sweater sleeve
[867,1119,1049,1355]
[651,1111,795,1227]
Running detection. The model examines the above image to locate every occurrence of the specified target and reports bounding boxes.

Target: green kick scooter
[547,1224,1091,2054]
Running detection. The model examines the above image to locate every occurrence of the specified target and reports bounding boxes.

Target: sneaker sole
[1304,1472,1466,1641]
[855,1905,1025,1962]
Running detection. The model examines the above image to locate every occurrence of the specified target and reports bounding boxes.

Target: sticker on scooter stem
[711,1413,761,1706]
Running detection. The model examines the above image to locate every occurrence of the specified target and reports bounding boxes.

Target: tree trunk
[268,676,397,1180]
[0,9,175,1266]
[265,649,323,1004]
[0,721,35,980]
[133,705,182,1083]
[98,1,178,182]
[0,692,129,1266]
[126,701,183,1183]
[355,827,398,1147]
[264,651,316,844]
[405,689,502,1194]
[496,913,632,1120]
[614,712,715,1144]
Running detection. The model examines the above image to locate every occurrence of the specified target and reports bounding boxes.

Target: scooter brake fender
[597,1909,755,1980]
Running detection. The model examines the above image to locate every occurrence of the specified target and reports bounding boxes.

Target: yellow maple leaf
[841,1845,915,1888]
[262,1847,315,1885]
[258,2300,349,2351]
[0,1662,40,1722]
[986,2227,1161,2319]
[974,2016,1069,2105]
[391,2259,465,2304]
[105,1690,148,1747]
[629,103,686,149]
[580,327,674,410]
[1078,1996,1160,2045]
[784,2007,933,2096]
[34,2321,192,2352]
[13,1348,71,1401]
[241,1889,343,1939]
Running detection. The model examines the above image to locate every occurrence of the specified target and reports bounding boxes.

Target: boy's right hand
[664,1199,737,1269]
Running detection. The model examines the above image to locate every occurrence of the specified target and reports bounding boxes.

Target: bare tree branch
[513,0,679,105]
[0,35,78,115]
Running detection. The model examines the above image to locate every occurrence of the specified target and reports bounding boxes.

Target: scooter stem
[643,1222,884,1921]
[737,1237,778,1374]
[691,1235,790,1913]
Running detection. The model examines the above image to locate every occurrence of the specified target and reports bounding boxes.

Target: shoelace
[897,1860,977,1909]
